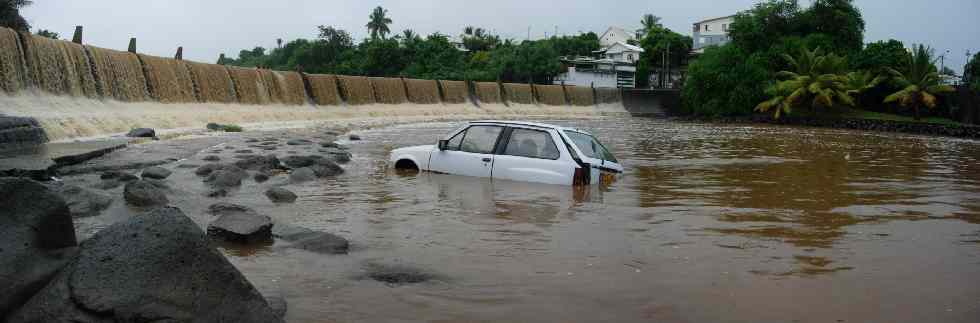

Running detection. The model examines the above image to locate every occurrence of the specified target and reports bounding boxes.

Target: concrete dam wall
[0,27,625,143]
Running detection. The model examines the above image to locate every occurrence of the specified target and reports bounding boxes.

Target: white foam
[0,92,626,142]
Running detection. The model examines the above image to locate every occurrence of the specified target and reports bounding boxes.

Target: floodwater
[76,116,980,322]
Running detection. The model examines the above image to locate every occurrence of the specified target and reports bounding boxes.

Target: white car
[389,121,623,185]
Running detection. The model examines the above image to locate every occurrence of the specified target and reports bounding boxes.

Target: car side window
[445,129,465,151]
[459,126,502,154]
[503,128,560,160]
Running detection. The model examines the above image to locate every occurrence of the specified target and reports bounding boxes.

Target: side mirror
[437,139,449,151]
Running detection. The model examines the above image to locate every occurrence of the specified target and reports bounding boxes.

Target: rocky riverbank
[0,126,366,322]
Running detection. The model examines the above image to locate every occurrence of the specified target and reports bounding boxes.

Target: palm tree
[637,14,662,37]
[366,6,393,40]
[402,29,416,41]
[883,44,955,120]
[843,70,886,107]
[756,47,854,119]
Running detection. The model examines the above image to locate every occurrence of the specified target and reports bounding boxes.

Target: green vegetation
[683,0,958,122]
[206,123,243,132]
[965,52,980,91]
[756,47,854,118]
[35,29,59,39]
[883,45,955,120]
[635,19,691,88]
[0,0,32,32]
[222,6,596,84]
[681,45,769,116]
[366,6,393,40]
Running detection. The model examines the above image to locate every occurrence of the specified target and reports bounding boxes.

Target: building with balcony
[692,15,734,54]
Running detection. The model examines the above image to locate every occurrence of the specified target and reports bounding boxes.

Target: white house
[598,27,635,48]
[692,15,735,54]
[556,27,646,88]
[555,57,638,89]
[599,42,643,64]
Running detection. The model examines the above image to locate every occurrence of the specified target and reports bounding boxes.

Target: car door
[428,125,503,178]
[491,127,575,185]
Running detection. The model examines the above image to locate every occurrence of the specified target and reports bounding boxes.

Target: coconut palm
[883,44,955,120]
[638,14,662,36]
[755,47,854,119]
[366,6,393,40]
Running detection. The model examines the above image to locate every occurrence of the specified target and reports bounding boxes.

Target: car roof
[468,120,589,134]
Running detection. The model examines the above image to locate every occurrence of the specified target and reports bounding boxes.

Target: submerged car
[389,121,623,185]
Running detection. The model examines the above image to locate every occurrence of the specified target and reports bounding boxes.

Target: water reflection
[177,118,980,322]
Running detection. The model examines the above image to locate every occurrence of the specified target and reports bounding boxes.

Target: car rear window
[503,128,560,160]
[564,131,617,163]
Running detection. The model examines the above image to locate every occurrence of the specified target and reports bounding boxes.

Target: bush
[682,44,770,116]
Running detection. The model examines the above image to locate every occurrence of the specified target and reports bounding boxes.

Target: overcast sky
[21,0,980,73]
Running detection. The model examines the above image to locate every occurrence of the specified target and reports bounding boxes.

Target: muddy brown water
[69,116,980,322]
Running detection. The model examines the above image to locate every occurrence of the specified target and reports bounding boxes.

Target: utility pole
[527,26,531,41]
[666,42,671,88]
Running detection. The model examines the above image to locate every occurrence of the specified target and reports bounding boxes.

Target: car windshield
[564,130,618,163]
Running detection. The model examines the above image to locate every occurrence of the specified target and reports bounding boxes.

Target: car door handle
[482,158,492,163]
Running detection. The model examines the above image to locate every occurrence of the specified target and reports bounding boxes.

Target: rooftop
[693,15,736,24]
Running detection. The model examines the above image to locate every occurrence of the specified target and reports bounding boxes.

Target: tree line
[219,6,601,84]
[682,0,978,120]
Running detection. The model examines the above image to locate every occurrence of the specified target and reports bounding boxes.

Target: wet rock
[204,188,228,198]
[254,172,270,183]
[50,184,113,218]
[0,116,48,148]
[362,262,435,285]
[177,163,201,169]
[101,171,138,182]
[205,167,248,188]
[286,139,313,146]
[195,163,245,179]
[123,180,169,207]
[203,155,221,162]
[282,155,323,168]
[289,232,349,254]
[207,205,273,243]
[234,149,254,154]
[6,207,283,323]
[261,146,277,151]
[234,154,257,160]
[289,167,317,183]
[234,154,282,171]
[0,178,78,319]
[207,202,255,217]
[265,294,287,319]
[265,187,298,203]
[320,148,352,163]
[244,138,260,143]
[142,178,171,190]
[320,141,340,149]
[92,180,123,190]
[206,123,223,131]
[311,159,344,177]
[272,223,319,241]
[141,166,172,179]
[324,130,341,136]
[348,134,361,141]
[126,128,155,138]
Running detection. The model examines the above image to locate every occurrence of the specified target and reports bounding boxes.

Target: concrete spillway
[0,27,626,144]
